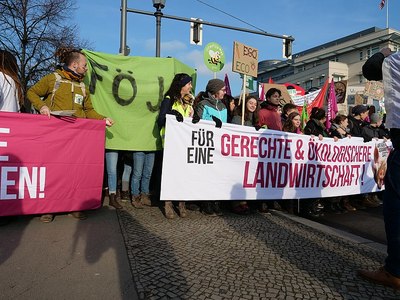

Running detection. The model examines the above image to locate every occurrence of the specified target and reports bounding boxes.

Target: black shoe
[259,202,269,213]
[186,203,200,211]
[202,202,216,216]
[213,201,223,216]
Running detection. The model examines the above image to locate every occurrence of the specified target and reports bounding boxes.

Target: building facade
[258,27,400,113]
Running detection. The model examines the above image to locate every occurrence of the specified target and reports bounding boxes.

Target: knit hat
[370,113,382,124]
[179,74,192,87]
[206,79,225,94]
[352,105,368,116]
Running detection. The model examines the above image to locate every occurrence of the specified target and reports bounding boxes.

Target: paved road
[310,206,386,245]
[118,202,398,299]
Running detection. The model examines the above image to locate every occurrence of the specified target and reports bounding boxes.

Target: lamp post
[119,0,130,55]
[152,0,165,57]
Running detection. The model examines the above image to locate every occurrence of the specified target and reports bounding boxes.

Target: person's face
[180,82,192,97]
[292,115,301,128]
[341,118,349,128]
[268,92,281,105]
[246,98,257,113]
[360,111,369,120]
[214,86,226,100]
[229,99,235,112]
[73,54,88,76]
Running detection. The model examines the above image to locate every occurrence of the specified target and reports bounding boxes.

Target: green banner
[82,50,196,151]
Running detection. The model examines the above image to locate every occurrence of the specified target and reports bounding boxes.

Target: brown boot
[131,195,143,209]
[164,201,175,219]
[140,194,152,206]
[178,201,188,218]
[358,266,400,290]
[109,193,122,209]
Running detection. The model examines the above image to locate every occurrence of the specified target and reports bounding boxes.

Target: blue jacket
[195,92,227,123]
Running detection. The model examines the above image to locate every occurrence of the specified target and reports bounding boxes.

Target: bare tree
[0,0,90,109]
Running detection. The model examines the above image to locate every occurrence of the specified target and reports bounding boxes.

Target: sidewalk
[0,206,137,300]
[1,201,399,299]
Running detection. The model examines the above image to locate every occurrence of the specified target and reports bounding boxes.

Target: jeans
[122,163,132,183]
[131,151,155,197]
[383,148,400,277]
[105,151,118,194]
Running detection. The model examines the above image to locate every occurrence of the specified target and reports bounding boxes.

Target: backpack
[50,72,86,106]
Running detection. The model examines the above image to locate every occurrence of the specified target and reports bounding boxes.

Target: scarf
[61,65,84,82]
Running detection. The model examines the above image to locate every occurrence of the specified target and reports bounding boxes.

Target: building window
[333,75,344,82]
[359,50,363,60]
[359,75,363,84]
[347,95,355,105]
[305,80,312,90]
[330,56,339,62]
[318,77,325,86]
[367,46,379,58]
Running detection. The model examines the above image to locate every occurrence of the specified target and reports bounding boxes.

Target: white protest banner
[160,115,388,201]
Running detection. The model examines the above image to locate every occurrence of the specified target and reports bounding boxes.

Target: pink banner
[0,112,106,216]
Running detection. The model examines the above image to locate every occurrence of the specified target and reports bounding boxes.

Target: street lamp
[152,0,166,57]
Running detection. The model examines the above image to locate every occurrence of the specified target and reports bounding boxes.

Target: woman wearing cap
[194,78,227,216]
[347,104,369,137]
[194,78,227,124]
[361,113,389,142]
[157,73,194,219]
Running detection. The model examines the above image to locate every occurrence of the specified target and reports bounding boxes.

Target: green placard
[203,42,225,72]
[82,50,196,151]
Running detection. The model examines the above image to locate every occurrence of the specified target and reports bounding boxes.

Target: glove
[255,125,267,131]
[211,115,222,128]
[171,110,183,122]
[192,113,200,124]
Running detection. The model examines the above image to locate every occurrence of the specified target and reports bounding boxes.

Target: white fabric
[0,72,20,112]
[161,115,387,201]
[383,52,400,128]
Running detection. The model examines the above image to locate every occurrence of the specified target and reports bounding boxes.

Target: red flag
[379,0,385,9]
[224,74,232,96]
[268,77,274,84]
[258,83,265,100]
[325,79,338,130]
[307,79,329,115]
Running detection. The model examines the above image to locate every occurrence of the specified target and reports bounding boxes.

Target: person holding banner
[194,78,227,216]
[230,95,260,214]
[304,107,329,138]
[27,48,114,125]
[347,105,368,138]
[0,50,24,226]
[0,50,23,112]
[258,88,282,131]
[157,73,194,219]
[27,47,114,223]
[358,48,400,290]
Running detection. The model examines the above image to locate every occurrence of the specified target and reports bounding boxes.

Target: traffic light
[190,18,203,45]
[284,38,293,58]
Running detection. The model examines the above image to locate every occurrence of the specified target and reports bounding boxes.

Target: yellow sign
[232,41,258,78]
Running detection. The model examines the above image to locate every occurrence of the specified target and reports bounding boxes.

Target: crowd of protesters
[98,74,387,220]
[0,47,387,222]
